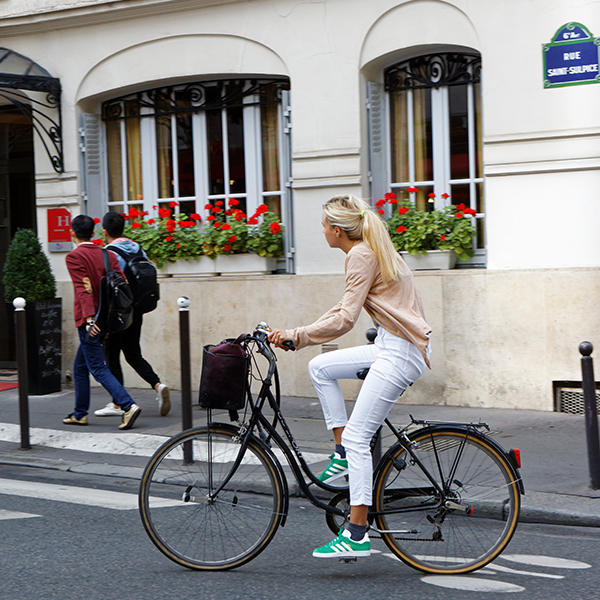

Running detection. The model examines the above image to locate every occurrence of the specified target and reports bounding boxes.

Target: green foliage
[92,201,285,268]
[385,196,477,262]
[2,228,56,301]
[248,211,284,258]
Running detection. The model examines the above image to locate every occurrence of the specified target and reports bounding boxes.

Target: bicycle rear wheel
[139,425,285,570]
[373,427,520,574]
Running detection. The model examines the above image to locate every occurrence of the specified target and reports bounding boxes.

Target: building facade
[0,0,598,409]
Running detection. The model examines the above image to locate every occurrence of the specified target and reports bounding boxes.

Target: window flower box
[400,250,457,271]
[215,254,277,276]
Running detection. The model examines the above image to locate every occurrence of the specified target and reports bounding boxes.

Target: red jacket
[65,243,125,328]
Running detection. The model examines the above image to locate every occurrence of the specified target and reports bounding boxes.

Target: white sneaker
[94,402,124,417]
[156,383,171,416]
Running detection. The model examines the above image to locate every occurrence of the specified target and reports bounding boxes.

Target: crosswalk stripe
[0,478,181,511]
[0,509,41,520]
[0,423,328,464]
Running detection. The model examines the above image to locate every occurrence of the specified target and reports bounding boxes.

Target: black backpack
[95,248,134,334]
[109,244,159,314]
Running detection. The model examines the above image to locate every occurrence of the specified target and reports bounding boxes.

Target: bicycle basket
[198,334,250,411]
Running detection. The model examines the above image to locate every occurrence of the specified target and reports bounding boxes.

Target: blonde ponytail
[323,194,401,284]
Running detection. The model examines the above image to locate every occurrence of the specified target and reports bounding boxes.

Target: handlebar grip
[282,340,296,351]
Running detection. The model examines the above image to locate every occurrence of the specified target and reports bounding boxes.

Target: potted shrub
[2,228,62,394]
[381,190,477,270]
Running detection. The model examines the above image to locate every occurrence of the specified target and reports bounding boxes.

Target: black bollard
[13,298,30,450]
[579,341,600,489]
[178,296,193,463]
[366,328,383,466]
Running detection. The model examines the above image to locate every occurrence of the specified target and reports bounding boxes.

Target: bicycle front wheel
[139,425,285,570]
[373,427,520,574]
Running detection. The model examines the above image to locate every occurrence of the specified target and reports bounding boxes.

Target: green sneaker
[318,453,348,483]
[312,528,371,559]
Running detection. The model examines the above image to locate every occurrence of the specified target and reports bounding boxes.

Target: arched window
[369,52,484,261]
[98,77,293,269]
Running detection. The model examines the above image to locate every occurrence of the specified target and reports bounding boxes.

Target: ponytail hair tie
[359,210,365,219]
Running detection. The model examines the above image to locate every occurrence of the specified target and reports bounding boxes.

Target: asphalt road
[1,465,600,600]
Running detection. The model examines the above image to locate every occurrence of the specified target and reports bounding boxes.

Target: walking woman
[268,194,431,559]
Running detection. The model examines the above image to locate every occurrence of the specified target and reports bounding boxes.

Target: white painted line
[421,576,525,593]
[0,478,180,511]
[0,422,328,464]
[483,563,564,580]
[501,554,591,569]
[0,509,41,520]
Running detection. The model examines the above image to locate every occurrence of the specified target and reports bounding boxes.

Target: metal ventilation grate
[554,383,600,414]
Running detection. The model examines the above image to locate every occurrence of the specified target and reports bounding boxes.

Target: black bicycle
[139,323,523,573]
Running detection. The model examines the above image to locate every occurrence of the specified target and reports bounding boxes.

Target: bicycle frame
[205,331,511,525]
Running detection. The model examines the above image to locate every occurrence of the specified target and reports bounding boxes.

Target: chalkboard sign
[25,298,62,395]
[543,22,600,88]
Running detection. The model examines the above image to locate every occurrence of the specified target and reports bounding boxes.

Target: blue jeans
[73,325,134,418]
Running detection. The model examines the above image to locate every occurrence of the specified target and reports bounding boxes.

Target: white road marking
[0,423,328,464]
[0,478,180,511]
[501,554,591,569]
[482,563,564,580]
[421,576,525,593]
[0,509,41,520]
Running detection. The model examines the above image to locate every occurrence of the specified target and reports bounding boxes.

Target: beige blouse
[285,242,431,367]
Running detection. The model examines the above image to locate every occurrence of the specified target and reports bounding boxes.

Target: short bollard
[13,297,30,450]
[178,296,193,463]
[580,341,600,489]
[366,328,383,466]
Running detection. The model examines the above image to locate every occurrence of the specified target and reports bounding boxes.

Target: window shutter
[79,112,105,218]
[366,82,387,205]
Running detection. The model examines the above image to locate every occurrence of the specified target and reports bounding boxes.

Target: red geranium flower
[248,216,259,225]
[407,187,418,193]
[234,211,245,222]
[131,222,141,229]
[204,203,212,210]
[215,200,223,206]
[396,226,407,233]
[213,222,221,229]
[211,206,222,213]
[128,207,139,218]
[441,193,450,199]
[223,244,232,252]
[428,193,435,198]
[152,205,157,210]
[147,218,156,225]
[93,218,100,224]
[165,236,173,242]
[378,209,385,215]
[228,198,240,206]
[120,213,129,220]
[398,206,410,215]
[388,197,398,204]
[158,208,171,218]
[384,192,397,200]
[169,201,178,208]
[228,235,237,243]
[92,238,103,246]
[440,234,446,241]
[375,199,386,207]
[166,219,176,232]
[270,222,281,234]
[457,203,466,211]
[190,213,202,221]
[256,204,269,215]
[176,243,181,249]
[220,223,231,230]
[207,215,215,221]
[455,212,464,219]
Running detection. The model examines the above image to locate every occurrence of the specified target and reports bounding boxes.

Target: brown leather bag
[198,334,250,411]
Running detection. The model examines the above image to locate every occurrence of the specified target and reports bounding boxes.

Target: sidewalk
[1,384,599,527]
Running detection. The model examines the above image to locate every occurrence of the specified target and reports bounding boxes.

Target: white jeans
[308,327,429,506]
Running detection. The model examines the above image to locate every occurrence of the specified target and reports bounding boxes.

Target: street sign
[543,22,600,88]
[47,208,72,252]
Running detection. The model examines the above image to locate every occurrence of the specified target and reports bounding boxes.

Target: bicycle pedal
[339,557,358,563]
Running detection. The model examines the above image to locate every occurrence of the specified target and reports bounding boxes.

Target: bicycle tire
[139,424,286,570]
[373,426,520,574]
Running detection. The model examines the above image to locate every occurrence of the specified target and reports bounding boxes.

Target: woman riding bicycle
[269,194,431,559]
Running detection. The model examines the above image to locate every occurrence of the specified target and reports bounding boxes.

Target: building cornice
[0,0,243,36]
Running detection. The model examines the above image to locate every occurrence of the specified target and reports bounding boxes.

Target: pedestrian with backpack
[64,215,142,430]
[95,211,170,418]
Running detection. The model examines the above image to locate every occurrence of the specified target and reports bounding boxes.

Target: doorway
[0,105,36,366]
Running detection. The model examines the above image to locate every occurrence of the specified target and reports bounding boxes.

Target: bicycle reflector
[508,448,521,469]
